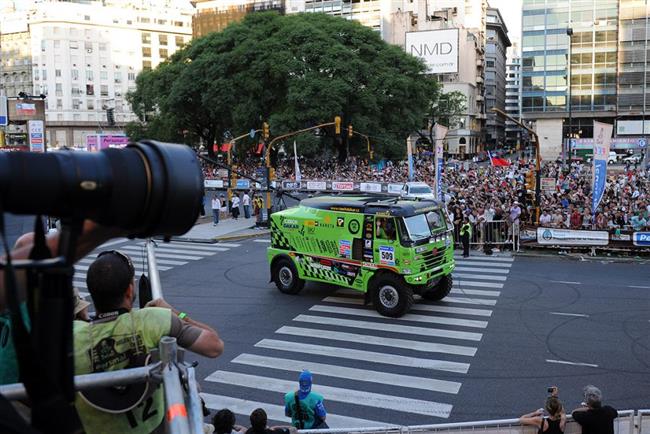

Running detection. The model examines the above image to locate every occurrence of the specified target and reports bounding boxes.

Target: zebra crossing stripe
[255,339,470,373]
[454,255,514,262]
[200,393,392,428]
[450,288,501,297]
[253,239,271,243]
[214,243,241,248]
[232,353,463,394]
[74,264,172,272]
[443,297,497,306]
[323,296,493,317]
[205,371,453,418]
[454,281,503,289]
[115,247,203,260]
[456,261,512,268]
[293,314,483,341]
[138,241,236,251]
[454,266,510,274]
[144,246,229,254]
[276,325,477,356]
[309,305,488,328]
[454,273,507,281]
[78,257,188,267]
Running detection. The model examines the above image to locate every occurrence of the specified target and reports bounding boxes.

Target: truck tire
[371,274,414,318]
[422,275,453,301]
[273,258,305,295]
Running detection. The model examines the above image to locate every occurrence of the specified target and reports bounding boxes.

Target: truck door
[374,217,398,267]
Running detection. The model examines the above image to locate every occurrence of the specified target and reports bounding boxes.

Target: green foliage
[126,12,451,160]
[430,90,466,129]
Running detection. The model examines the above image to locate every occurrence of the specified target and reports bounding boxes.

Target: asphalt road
[108,237,648,427]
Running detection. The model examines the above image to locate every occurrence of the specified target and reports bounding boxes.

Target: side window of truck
[375,217,396,241]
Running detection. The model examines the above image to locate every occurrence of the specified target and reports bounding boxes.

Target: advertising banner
[407,140,414,182]
[537,228,609,246]
[360,182,382,192]
[387,183,404,194]
[632,232,650,247]
[204,180,224,188]
[8,99,45,121]
[28,120,45,153]
[405,29,459,74]
[591,121,612,213]
[0,96,7,126]
[236,179,250,189]
[86,134,129,151]
[306,181,327,190]
[332,181,354,191]
[540,177,555,193]
[434,124,448,200]
[282,181,301,190]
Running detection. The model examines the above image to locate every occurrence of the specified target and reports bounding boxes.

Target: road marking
[454,273,507,281]
[451,288,501,297]
[455,261,512,268]
[74,264,172,272]
[115,247,203,260]
[214,243,241,248]
[255,339,470,373]
[454,266,510,274]
[253,239,271,243]
[309,305,488,328]
[124,245,226,255]
[232,353,462,394]
[138,241,233,251]
[293,314,483,341]
[100,238,129,247]
[628,285,650,289]
[454,255,514,262]
[550,312,589,318]
[550,280,582,285]
[323,296,492,317]
[201,393,392,428]
[205,371,453,418]
[276,325,477,356]
[454,281,504,289]
[78,256,188,266]
[546,359,599,368]
[444,297,497,306]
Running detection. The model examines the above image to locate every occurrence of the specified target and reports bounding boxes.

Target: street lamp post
[566,27,574,163]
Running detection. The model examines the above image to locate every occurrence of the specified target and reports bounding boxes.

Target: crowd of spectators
[200,154,649,232]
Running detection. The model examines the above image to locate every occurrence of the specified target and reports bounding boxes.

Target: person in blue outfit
[284,370,327,429]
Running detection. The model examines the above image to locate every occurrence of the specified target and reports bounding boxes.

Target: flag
[591,121,612,213]
[220,142,231,153]
[407,140,414,182]
[255,142,264,155]
[488,151,510,167]
[293,140,301,182]
[434,124,448,200]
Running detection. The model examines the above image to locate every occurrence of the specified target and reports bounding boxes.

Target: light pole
[566,27,573,163]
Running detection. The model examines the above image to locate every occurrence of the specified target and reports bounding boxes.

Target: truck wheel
[422,275,453,301]
[273,258,305,295]
[371,275,413,318]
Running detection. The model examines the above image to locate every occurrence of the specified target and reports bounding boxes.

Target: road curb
[215,231,270,242]
[515,250,649,263]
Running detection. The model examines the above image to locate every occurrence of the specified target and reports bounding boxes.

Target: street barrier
[638,409,650,434]
[453,220,516,251]
[519,226,650,252]
[299,410,636,434]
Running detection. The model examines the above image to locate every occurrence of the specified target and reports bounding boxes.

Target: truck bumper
[404,262,455,287]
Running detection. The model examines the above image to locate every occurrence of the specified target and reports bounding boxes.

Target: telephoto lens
[0,140,204,237]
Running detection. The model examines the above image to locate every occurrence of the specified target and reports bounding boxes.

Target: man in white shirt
[211,195,221,226]
[243,192,251,219]
[539,210,552,226]
[231,194,241,220]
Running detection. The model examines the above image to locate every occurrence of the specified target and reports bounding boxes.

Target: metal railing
[453,220,518,251]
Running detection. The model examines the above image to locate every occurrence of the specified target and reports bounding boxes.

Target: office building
[484,7,510,148]
[505,49,522,149]
[192,0,286,38]
[0,0,194,148]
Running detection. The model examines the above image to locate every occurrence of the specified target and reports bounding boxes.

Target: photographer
[74,251,224,434]
[520,386,566,434]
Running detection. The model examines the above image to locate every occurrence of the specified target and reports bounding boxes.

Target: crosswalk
[201,252,514,427]
[73,240,241,298]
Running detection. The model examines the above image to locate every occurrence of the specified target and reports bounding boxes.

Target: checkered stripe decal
[299,258,351,285]
[270,219,293,250]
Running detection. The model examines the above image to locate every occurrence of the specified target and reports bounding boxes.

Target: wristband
[178,312,187,320]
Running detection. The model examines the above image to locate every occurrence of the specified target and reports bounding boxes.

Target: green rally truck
[267,195,455,317]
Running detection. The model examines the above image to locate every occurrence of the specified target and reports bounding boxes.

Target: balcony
[476,76,484,83]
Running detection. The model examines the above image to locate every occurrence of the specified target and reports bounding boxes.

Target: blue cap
[299,370,312,394]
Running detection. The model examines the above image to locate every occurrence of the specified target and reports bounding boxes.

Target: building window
[86,84,94,95]
[87,99,94,109]
[56,99,63,109]
[142,47,151,58]
[86,70,93,81]
[72,86,82,96]
[42,69,47,80]
[84,15,90,21]
[486,60,495,68]
[72,99,81,110]
[55,83,63,96]
[70,41,79,50]
[159,34,168,46]
[53,40,61,49]
[159,48,168,59]
[100,71,108,80]
[142,32,151,44]
[128,72,136,81]
[71,69,79,81]
[100,85,109,96]
[114,71,122,83]
[142,60,152,70]
[55,69,62,78]
[85,41,93,52]
[175,36,184,47]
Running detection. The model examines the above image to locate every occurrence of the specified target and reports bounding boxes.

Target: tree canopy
[126,12,463,161]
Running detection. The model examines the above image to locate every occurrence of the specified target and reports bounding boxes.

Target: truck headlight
[416,246,428,253]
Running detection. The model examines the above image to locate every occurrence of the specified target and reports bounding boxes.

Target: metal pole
[146,239,163,300]
[567,28,573,163]
[159,337,191,434]
[185,367,205,434]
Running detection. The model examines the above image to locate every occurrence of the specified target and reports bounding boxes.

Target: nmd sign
[633,232,650,246]
[406,29,459,74]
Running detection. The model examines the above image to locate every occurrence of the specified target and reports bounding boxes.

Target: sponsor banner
[360,182,382,192]
[332,181,354,191]
[28,120,45,152]
[282,181,301,190]
[592,121,612,212]
[0,96,7,126]
[236,179,250,189]
[339,240,351,258]
[86,134,128,151]
[434,124,448,200]
[405,29,459,74]
[537,228,609,246]
[387,183,404,194]
[217,169,229,178]
[306,181,327,190]
[632,232,650,247]
[540,177,555,193]
[204,179,224,188]
[610,233,631,242]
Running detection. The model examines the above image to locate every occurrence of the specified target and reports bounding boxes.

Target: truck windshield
[403,211,447,240]
[409,186,432,194]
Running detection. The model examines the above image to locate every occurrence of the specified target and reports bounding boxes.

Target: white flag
[293,140,301,182]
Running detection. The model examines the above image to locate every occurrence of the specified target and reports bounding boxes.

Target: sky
[488,0,523,50]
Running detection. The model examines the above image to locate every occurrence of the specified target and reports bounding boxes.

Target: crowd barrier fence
[452,221,517,251]
[299,410,636,434]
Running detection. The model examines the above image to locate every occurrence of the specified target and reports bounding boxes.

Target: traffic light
[269,167,276,180]
[262,122,270,140]
[525,170,536,191]
[106,108,115,126]
[347,124,353,138]
[230,164,238,188]
[334,116,341,135]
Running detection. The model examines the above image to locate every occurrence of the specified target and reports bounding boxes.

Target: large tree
[127,12,457,161]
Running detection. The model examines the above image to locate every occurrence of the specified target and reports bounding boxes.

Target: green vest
[460,223,472,237]
[0,303,31,385]
[73,308,171,434]
[284,391,324,429]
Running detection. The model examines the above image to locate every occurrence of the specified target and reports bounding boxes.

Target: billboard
[7,99,45,122]
[28,120,45,153]
[405,29,459,74]
[86,134,129,151]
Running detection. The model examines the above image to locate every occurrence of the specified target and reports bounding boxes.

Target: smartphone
[547,387,555,393]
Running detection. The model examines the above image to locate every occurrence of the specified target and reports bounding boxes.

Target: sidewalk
[171,216,269,242]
